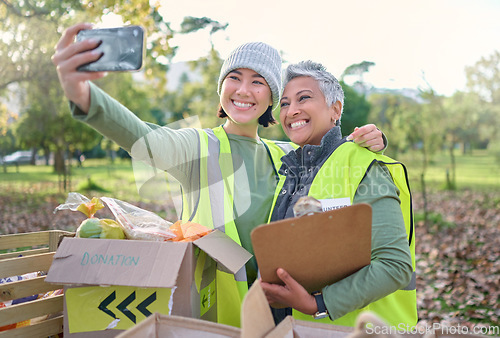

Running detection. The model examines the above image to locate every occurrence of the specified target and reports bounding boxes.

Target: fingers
[260,281,286,305]
[55,47,103,75]
[53,39,102,72]
[364,140,385,152]
[347,124,384,152]
[276,268,299,289]
[52,22,102,72]
[347,124,378,141]
[54,23,93,53]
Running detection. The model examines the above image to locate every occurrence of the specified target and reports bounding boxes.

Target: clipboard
[251,203,372,294]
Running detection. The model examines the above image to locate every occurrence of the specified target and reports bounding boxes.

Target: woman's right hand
[51,23,108,114]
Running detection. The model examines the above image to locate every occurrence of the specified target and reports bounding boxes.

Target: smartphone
[76,26,145,72]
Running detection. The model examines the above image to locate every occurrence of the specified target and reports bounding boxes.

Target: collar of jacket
[279,126,345,176]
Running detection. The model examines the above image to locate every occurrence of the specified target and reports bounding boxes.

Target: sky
[113,0,500,97]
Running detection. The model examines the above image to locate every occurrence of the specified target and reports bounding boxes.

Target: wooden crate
[0,230,74,338]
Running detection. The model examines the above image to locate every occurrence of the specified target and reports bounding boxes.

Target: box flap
[46,237,189,288]
[194,230,252,274]
[116,313,241,338]
[251,203,372,293]
[241,282,275,338]
[267,316,353,337]
[116,313,241,337]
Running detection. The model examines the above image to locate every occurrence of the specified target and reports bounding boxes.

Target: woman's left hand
[347,124,385,152]
[259,268,318,315]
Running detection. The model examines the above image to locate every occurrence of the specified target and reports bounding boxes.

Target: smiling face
[280,76,342,147]
[220,68,273,136]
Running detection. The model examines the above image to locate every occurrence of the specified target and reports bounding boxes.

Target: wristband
[312,291,328,319]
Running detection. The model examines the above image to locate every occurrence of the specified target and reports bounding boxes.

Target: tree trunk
[54,148,69,192]
[421,144,429,226]
[54,149,65,174]
[448,141,456,190]
[43,147,51,165]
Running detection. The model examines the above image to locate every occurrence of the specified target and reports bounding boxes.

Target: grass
[1,149,498,199]
[396,149,500,192]
[0,158,140,200]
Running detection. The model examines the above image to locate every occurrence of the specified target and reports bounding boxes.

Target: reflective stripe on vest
[179,126,291,327]
[285,142,417,327]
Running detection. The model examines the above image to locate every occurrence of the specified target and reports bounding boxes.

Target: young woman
[52,23,386,327]
[260,60,416,327]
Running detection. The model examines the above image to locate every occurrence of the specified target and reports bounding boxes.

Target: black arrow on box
[137,292,156,317]
[117,291,136,323]
[98,290,158,323]
[98,291,117,319]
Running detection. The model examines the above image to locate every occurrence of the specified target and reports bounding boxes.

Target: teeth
[233,101,253,108]
[291,120,307,129]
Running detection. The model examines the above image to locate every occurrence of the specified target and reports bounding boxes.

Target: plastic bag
[55,193,176,241]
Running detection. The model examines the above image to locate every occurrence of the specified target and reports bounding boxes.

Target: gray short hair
[283,61,344,121]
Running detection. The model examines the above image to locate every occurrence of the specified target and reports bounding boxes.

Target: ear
[330,101,342,121]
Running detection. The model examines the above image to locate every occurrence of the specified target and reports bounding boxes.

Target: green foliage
[0,0,83,18]
[180,16,228,35]
[367,92,418,156]
[162,48,224,128]
[0,103,17,156]
[465,50,500,147]
[341,61,375,80]
[340,81,371,137]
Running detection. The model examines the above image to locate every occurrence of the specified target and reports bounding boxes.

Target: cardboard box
[117,281,354,338]
[45,230,252,337]
[251,203,372,294]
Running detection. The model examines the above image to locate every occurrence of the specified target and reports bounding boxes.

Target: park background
[0,0,498,331]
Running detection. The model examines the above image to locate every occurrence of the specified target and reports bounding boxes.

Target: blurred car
[1,151,33,165]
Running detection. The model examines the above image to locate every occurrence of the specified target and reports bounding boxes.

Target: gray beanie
[217,42,282,110]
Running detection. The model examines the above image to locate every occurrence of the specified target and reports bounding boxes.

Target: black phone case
[76,26,144,72]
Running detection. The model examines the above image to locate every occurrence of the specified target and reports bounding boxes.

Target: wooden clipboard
[251,203,372,293]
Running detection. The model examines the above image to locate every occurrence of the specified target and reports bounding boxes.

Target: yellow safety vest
[181,126,293,327]
[270,141,417,327]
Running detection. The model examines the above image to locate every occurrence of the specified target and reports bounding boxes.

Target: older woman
[260,61,417,327]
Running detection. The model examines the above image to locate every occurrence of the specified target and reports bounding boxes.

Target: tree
[340,81,371,138]
[0,0,84,90]
[180,16,228,48]
[465,50,500,149]
[0,1,221,179]
[341,61,375,82]
[159,18,228,129]
[367,92,419,157]
[341,61,375,95]
[411,89,444,223]
[0,103,17,172]
[177,47,224,128]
